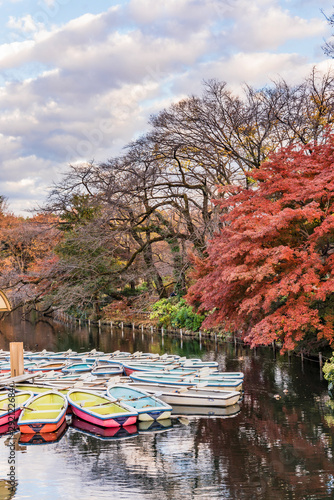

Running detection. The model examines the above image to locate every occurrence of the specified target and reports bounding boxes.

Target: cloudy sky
[0,0,333,215]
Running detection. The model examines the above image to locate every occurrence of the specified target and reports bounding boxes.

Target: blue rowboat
[106,384,172,422]
[61,363,93,374]
[0,362,38,373]
[129,372,243,391]
[46,350,78,361]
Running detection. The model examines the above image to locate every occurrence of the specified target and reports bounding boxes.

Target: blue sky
[0,0,333,214]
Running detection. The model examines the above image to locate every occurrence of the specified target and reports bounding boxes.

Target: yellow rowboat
[0,391,34,425]
[18,391,68,434]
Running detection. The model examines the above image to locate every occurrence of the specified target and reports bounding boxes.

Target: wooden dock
[0,371,44,386]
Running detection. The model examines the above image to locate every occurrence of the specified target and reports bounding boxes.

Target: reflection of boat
[67,389,138,428]
[0,420,18,436]
[71,415,138,440]
[171,403,241,418]
[19,420,68,445]
[138,418,173,433]
[18,391,68,434]
[0,391,34,425]
[106,384,172,421]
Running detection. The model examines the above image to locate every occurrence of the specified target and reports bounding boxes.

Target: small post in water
[10,342,24,378]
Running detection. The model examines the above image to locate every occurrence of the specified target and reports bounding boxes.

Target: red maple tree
[187,134,334,352]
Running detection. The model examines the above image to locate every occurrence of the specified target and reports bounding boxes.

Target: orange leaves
[187,133,334,352]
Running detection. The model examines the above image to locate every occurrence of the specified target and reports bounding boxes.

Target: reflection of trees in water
[63,422,235,499]
[1,314,334,498]
[194,355,334,499]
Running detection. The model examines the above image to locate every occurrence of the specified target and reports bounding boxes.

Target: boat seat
[33,403,63,407]
[23,409,63,413]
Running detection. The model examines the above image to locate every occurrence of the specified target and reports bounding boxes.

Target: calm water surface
[0,312,334,499]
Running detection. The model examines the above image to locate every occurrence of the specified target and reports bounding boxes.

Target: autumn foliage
[187,134,334,352]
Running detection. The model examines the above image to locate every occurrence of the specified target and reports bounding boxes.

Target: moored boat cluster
[0,349,243,443]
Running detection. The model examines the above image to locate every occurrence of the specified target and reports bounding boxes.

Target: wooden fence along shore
[51,310,327,377]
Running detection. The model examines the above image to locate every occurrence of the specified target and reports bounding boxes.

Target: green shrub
[323,355,334,395]
[150,298,205,332]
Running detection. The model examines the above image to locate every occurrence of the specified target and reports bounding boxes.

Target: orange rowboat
[18,391,68,434]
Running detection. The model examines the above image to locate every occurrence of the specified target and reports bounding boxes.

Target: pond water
[0,312,334,499]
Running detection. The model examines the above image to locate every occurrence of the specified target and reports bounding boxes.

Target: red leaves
[187,134,334,352]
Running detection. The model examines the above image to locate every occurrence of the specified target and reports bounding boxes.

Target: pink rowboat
[0,391,34,426]
[66,389,138,428]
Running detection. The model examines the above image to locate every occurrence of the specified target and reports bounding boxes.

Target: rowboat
[127,382,241,407]
[121,361,219,376]
[0,362,37,373]
[129,372,243,391]
[106,384,172,421]
[0,391,34,425]
[71,415,138,440]
[129,367,244,379]
[67,389,138,427]
[46,350,77,361]
[171,404,241,418]
[18,391,68,434]
[61,363,94,374]
[27,350,55,360]
[91,363,124,377]
[27,362,68,373]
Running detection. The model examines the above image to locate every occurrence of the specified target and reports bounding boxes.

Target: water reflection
[0,311,334,498]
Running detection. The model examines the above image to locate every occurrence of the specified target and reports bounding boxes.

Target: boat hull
[18,415,66,434]
[129,373,243,391]
[70,406,137,427]
[128,382,241,407]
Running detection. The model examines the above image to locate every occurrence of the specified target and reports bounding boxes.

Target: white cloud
[0,0,332,214]
[7,14,44,33]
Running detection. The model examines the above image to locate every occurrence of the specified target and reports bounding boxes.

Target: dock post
[10,342,24,377]
[319,352,323,380]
